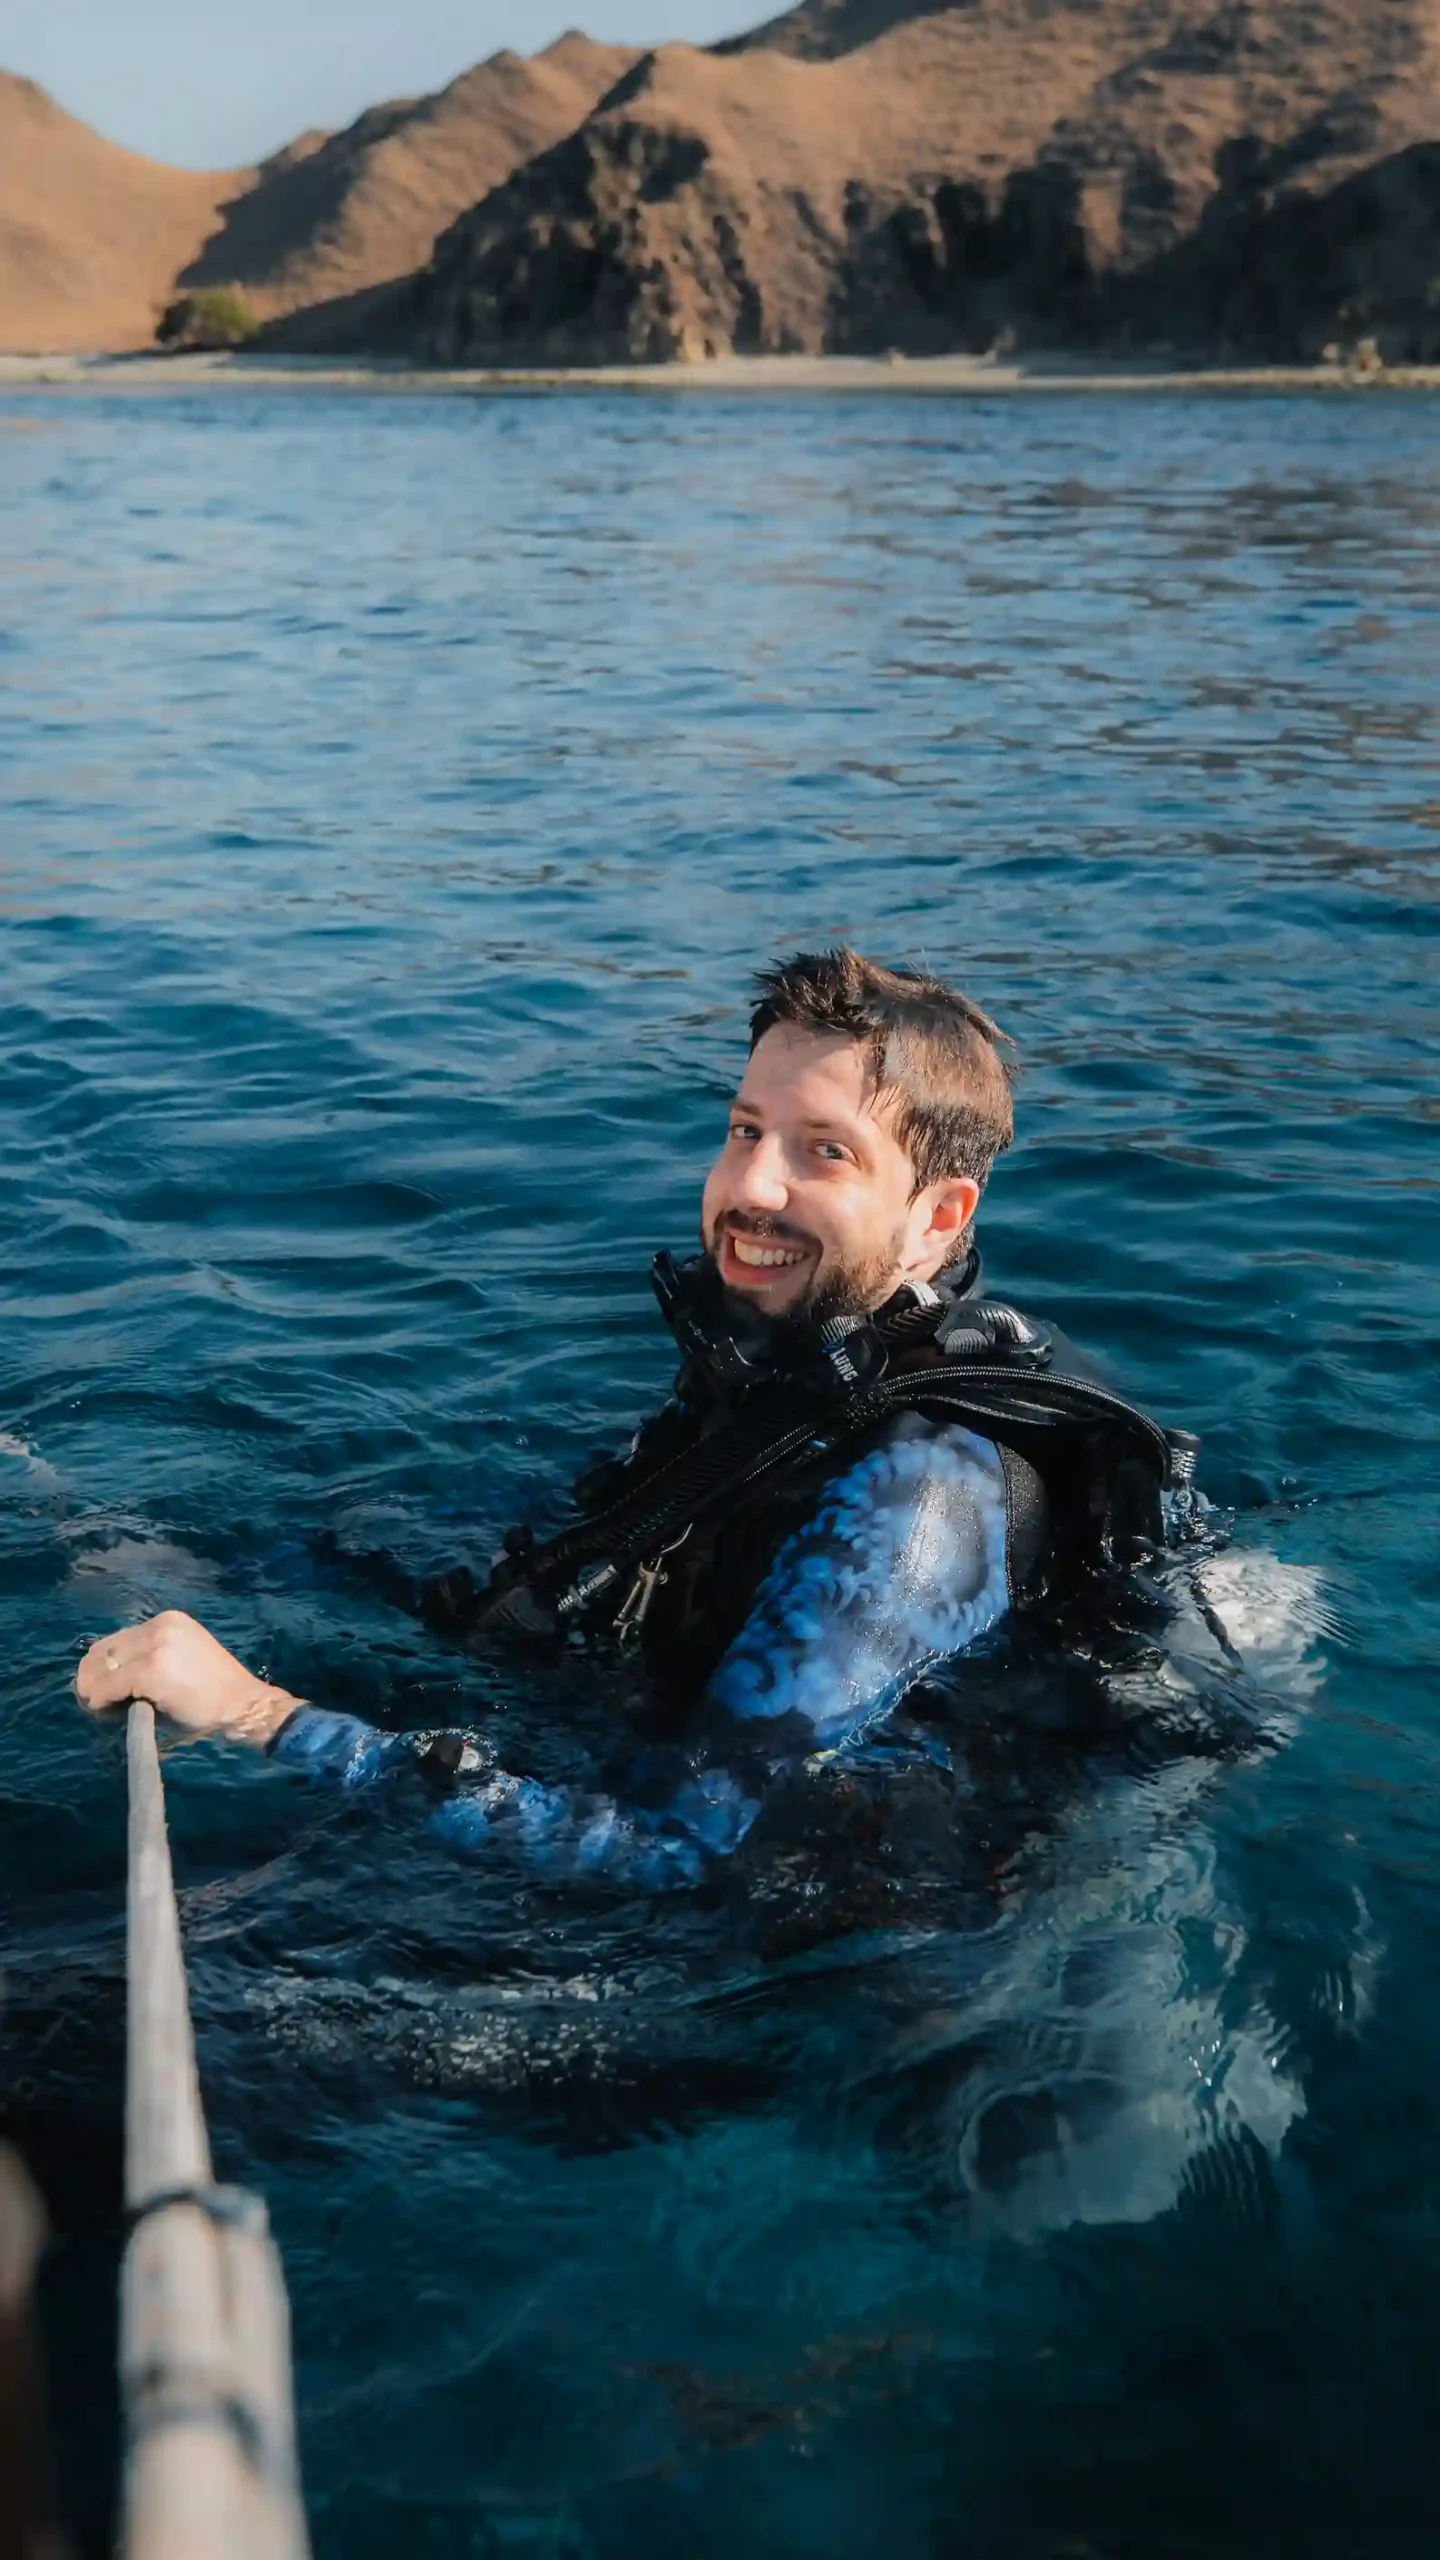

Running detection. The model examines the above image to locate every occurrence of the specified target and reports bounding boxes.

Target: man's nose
[734,1133,790,1213]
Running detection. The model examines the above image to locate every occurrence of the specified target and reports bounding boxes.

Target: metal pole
[120,1704,309,2560]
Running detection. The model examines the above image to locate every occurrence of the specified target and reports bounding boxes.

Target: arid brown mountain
[410,2,1440,364]
[0,70,241,351]
[3,5,1440,363]
[0,35,634,354]
[183,34,638,346]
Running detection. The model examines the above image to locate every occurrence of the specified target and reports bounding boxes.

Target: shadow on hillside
[251,274,422,357]
[179,113,414,296]
[714,0,958,61]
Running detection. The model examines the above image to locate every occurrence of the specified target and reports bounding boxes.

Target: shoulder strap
[471,1391,877,1632]
[893,1360,1180,1486]
[472,1329,1185,1635]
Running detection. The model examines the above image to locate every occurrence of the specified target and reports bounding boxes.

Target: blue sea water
[0,383,1437,2558]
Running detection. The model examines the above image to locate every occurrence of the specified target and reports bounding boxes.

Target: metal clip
[613,1556,668,1649]
[611,1525,692,1651]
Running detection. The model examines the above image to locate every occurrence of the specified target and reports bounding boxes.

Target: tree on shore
[156,287,258,350]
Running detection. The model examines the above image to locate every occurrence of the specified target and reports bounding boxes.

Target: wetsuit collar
[650,1242,985,1402]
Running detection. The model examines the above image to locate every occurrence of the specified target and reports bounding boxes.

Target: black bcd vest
[424,1251,1198,1684]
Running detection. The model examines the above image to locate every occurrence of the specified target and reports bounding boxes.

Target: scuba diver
[77,946,1209,1889]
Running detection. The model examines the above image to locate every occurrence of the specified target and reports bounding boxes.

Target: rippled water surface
[1,386,1438,2558]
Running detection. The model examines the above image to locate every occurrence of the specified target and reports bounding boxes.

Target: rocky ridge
[182,34,639,347]
[410,2,1440,365]
[0,36,634,353]
[3,5,1439,364]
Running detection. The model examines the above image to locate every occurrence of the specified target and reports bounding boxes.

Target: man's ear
[906,1178,980,1275]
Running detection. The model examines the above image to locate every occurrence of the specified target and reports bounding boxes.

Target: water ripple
[0,386,1437,2560]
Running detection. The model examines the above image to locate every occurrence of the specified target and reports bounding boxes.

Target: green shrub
[155,288,259,350]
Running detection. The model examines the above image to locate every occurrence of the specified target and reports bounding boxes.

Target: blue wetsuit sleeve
[269,1708,412,1787]
[268,1706,756,1890]
[266,1417,1009,1881]
[427,1764,754,1889]
[705,1417,1012,1746]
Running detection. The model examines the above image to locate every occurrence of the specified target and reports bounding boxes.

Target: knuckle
[147,1611,191,1666]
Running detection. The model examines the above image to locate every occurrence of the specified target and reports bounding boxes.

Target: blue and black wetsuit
[274,1411,1014,1888]
[268,1254,1180,1890]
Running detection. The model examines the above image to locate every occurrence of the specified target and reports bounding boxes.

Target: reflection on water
[0,387,1438,2559]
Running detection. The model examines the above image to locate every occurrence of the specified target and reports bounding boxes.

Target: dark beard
[705,1217,908,1336]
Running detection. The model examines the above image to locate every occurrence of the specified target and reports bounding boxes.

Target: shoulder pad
[935,1302,1053,1367]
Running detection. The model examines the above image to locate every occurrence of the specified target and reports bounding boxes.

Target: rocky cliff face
[408,2,1440,365]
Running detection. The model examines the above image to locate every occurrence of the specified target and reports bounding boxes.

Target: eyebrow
[729,1096,876,1154]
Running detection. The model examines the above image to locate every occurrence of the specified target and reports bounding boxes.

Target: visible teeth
[731,1237,805,1270]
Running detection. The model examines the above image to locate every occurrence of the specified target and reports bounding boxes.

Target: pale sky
[0,1,762,169]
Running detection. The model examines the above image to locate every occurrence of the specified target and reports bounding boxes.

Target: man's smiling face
[700,1024,979,1323]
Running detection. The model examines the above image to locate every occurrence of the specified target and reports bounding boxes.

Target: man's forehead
[736,1025,900,1129]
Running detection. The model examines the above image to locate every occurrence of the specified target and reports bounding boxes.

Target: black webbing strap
[125,2182,266,2238]
[487,1360,1177,1627]
[123,2184,293,2481]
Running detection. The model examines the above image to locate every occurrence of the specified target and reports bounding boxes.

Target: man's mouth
[730,1236,807,1271]
[717,1223,818,1288]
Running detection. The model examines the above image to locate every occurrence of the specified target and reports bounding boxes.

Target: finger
[76,1623,154,1711]
[76,1640,129,1710]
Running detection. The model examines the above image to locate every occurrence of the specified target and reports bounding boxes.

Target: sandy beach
[2,348,1438,396]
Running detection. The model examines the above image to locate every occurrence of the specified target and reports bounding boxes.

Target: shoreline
[1,349,1437,397]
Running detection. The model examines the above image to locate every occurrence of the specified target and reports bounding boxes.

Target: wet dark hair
[749,946,1016,1201]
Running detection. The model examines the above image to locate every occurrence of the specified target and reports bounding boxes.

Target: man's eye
[813,1141,851,1164]
[729,1123,761,1144]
